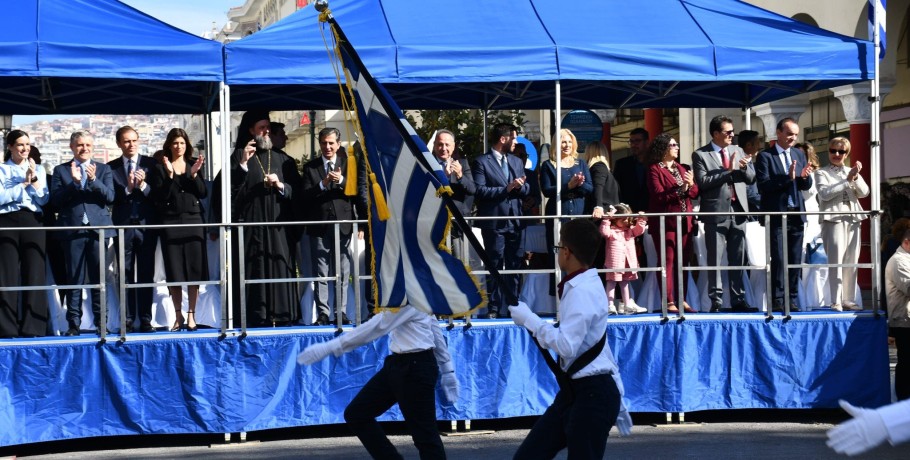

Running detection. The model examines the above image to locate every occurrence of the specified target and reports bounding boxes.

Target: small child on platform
[599,203,648,314]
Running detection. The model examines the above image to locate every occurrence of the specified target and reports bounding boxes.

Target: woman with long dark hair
[0,130,49,337]
[148,128,207,331]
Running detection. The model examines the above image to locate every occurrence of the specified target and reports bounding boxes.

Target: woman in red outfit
[645,133,698,314]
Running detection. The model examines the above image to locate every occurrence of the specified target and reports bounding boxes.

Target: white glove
[826,400,888,456]
[440,371,460,404]
[297,340,341,365]
[615,404,633,436]
[508,301,534,327]
[611,373,632,436]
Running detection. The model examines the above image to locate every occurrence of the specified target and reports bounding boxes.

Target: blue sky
[122,0,239,37]
[15,1,237,125]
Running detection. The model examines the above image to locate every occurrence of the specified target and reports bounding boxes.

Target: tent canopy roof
[225,0,873,110]
[1,0,224,115]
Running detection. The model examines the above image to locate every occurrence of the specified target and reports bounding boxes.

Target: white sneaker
[609,304,619,315]
[831,304,843,312]
[843,303,862,311]
[623,299,648,315]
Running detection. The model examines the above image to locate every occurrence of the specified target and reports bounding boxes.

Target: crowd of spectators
[0,113,881,337]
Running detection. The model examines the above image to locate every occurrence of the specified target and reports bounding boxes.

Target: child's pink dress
[599,219,646,282]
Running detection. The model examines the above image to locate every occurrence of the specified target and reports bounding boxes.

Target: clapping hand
[682,170,695,190]
[71,162,82,184]
[190,153,205,178]
[449,159,463,179]
[24,158,37,186]
[848,161,863,181]
[568,171,585,189]
[163,156,174,178]
[506,176,526,193]
[84,163,96,182]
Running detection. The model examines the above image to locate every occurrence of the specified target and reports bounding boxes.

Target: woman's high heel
[171,313,185,332]
[186,311,198,331]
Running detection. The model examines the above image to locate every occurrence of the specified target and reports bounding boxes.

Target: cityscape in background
[12,115,188,173]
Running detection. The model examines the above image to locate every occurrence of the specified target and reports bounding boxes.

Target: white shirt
[0,160,49,214]
[776,144,791,170]
[886,245,910,329]
[521,268,619,378]
[332,305,454,373]
[880,399,910,445]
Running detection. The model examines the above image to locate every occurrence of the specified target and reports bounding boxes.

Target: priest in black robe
[229,111,302,327]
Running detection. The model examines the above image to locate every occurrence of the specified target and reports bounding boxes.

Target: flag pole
[317,3,517,309]
[316,0,570,387]
[870,0,882,313]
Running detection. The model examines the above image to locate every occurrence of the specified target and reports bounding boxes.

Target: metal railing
[0,207,882,343]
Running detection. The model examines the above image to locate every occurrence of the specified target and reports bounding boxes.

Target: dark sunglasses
[829,149,848,155]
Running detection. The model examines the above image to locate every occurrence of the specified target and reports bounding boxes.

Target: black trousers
[769,214,804,306]
[514,373,621,460]
[893,327,910,401]
[115,227,158,326]
[0,210,48,338]
[481,228,524,313]
[344,349,444,460]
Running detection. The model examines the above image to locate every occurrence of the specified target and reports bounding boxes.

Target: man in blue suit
[107,126,158,333]
[472,123,529,318]
[51,131,115,336]
[755,118,813,312]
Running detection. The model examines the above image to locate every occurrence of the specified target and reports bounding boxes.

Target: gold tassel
[344,155,357,196]
[370,173,390,221]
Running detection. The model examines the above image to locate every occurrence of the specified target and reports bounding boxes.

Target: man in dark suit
[472,123,529,318]
[693,115,757,313]
[301,127,363,325]
[107,126,158,333]
[432,129,475,260]
[51,131,115,336]
[755,117,813,312]
[613,127,650,213]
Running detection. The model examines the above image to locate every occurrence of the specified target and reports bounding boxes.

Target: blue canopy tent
[0,0,224,115]
[224,0,874,110]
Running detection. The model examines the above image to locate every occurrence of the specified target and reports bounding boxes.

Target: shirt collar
[710,142,726,153]
[776,144,789,155]
[557,268,589,298]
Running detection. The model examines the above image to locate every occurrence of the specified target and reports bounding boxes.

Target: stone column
[753,95,810,146]
[833,82,892,293]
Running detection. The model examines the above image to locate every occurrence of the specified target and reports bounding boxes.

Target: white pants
[821,220,861,306]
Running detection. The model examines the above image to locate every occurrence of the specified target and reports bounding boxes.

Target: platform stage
[0,312,891,447]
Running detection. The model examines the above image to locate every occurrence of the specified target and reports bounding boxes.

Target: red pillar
[850,122,872,290]
[644,109,663,137]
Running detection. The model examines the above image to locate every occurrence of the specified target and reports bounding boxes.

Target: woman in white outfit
[815,137,870,311]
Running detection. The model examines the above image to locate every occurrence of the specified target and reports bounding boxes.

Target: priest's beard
[255,134,273,151]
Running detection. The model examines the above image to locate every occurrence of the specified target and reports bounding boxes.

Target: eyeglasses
[723,130,735,136]
[668,143,679,147]
[553,245,564,254]
[829,149,847,155]
[628,138,644,144]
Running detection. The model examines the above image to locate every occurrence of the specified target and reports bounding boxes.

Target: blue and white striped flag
[868,0,886,59]
[328,20,485,317]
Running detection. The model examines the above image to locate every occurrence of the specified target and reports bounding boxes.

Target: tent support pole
[553,80,562,316]
[219,83,233,333]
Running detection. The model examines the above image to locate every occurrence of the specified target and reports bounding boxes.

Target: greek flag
[868,0,886,59]
[331,21,485,317]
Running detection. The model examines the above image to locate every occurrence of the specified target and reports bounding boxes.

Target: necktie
[720,149,735,202]
[327,161,335,189]
[783,149,797,208]
[501,156,510,181]
[80,162,89,225]
[128,159,139,219]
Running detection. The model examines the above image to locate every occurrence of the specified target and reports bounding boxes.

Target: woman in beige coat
[815,137,870,311]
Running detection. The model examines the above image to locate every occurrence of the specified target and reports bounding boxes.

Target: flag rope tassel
[369,172,390,221]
